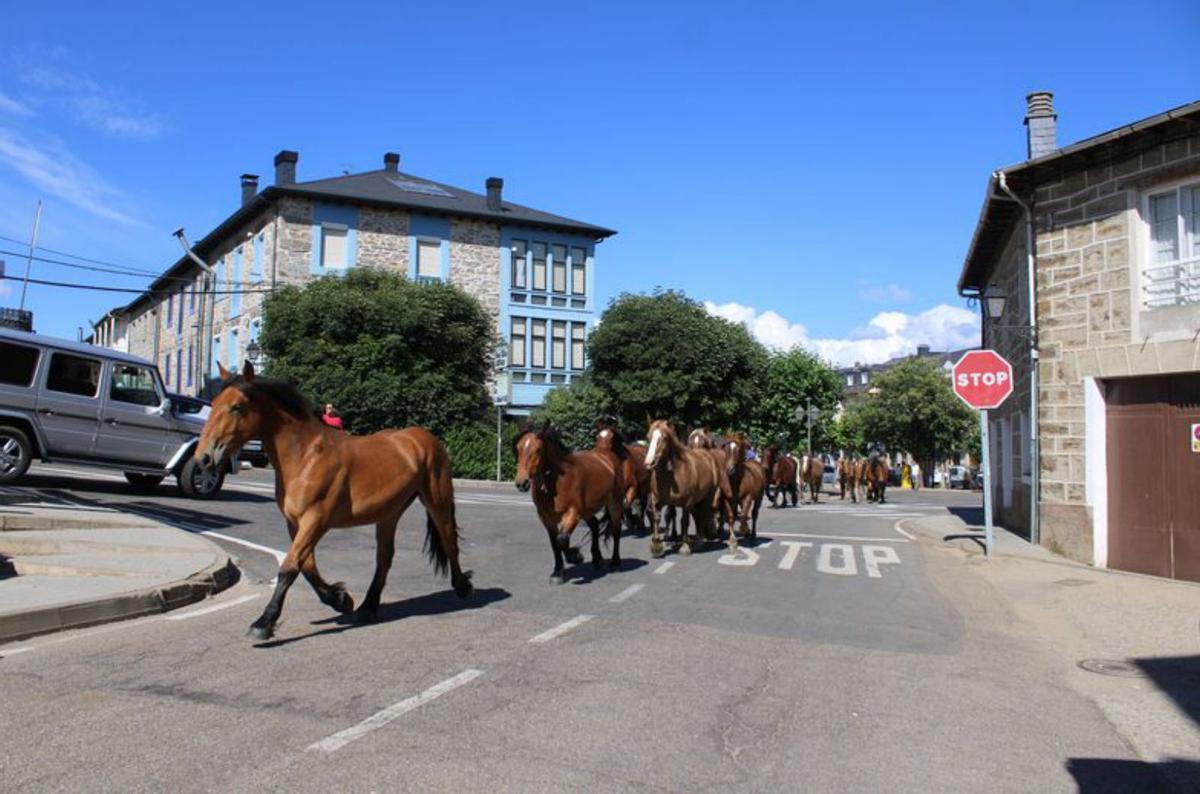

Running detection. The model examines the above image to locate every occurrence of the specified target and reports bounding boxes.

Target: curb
[0,544,239,645]
[452,477,512,491]
[1,513,161,532]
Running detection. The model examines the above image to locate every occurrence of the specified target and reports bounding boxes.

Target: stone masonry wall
[450,218,502,328]
[358,206,410,272]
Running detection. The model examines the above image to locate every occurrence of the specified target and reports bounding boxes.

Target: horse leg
[648,495,665,558]
[585,514,604,570]
[812,477,820,505]
[249,512,331,641]
[678,508,693,555]
[284,518,354,615]
[420,463,474,599]
[541,517,568,584]
[606,497,623,569]
[557,507,585,566]
[356,517,399,624]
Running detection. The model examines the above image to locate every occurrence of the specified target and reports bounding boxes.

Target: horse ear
[216,362,231,382]
[242,360,255,383]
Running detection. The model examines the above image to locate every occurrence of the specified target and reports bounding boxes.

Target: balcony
[1143,256,1200,309]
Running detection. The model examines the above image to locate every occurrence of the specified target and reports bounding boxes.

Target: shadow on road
[17,473,272,504]
[254,586,512,649]
[1066,757,1200,792]
[1134,655,1200,731]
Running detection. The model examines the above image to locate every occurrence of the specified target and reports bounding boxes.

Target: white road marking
[777,541,812,570]
[165,593,261,620]
[847,512,924,519]
[862,545,902,578]
[307,669,484,753]
[200,531,287,564]
[653,561,675,575]
[894,519,917,540]
[609,583,644,603]
[768,531,908,543]
[529,614,594,644]
[1,646,33,656]
[817,543,858,576]
[718,546,760,566]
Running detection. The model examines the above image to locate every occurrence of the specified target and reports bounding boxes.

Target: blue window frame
[251,234,264,283]
[166,294,173,325]
[210,335,221,379]
[226,328,238,368]
[230,248,243,318]
[175,349,182,392]
[164,352,171,386]
[186,345,193,388]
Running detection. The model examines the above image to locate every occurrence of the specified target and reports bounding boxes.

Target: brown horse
[194,362,472,641]
[838,456,861,503]
[799,454,824,504]
[863,455,890,503]
[644,420,736,556]
[761,445,799,508]
[720,434,765,539]
[515,423,625,584]
[595,424,650,533]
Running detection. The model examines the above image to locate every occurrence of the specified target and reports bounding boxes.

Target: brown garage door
[1107,373,1200,581]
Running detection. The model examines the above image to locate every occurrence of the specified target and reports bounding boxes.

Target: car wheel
[124,472,166,492]
[178,457,225,499]
[0,426,33,485]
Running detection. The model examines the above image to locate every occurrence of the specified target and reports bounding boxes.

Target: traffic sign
[952,350,1013,410]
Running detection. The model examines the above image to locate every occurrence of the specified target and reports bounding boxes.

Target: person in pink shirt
[321,403,344,430]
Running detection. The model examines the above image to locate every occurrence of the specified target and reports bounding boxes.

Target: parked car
[0,328,234,497]
[168,392,266,468]
[947,465,970,489]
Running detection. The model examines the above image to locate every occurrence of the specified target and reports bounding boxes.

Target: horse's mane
[232,377,317,421]
[594,420,630,461]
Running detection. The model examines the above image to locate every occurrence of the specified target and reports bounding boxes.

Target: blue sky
[1,1,1197,364]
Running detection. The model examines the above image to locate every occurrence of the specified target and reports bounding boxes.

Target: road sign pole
[807,400,812,455]
[496,403,503,482]
[981,408,993,557]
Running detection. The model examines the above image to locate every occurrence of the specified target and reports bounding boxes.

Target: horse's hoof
[565,547,583,565]
[453,570,474,599]
[328,583,355,615]
[609,557,621,570]
[549,573,566,585]
[678,543,693,557]
[247,623,273,641]
[354,607,378,625]
[650,539,665,558]
[592,556,604,571]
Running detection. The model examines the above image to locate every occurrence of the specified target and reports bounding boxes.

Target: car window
[0,341,39,386]
[46,352,101,398]
[110,364,161,406]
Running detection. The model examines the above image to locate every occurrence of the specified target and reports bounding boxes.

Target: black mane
[231,377,317,420]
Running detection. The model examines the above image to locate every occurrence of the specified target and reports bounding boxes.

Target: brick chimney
[486,177,503,211]
[1024,92,1057,160]
[274,150,298,185]
[240,174,259,206]
[384,152,400,172]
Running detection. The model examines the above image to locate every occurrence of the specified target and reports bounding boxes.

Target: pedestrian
[912,461,921,490]
[322,403,344,430]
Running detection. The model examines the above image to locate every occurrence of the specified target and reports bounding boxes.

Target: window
[217,255,226,300]
[846,374,854,386]
[210,335,221,379]
[1144,183,1200,308]
[251,233,265,283]
[551,321,566,369]
[230,248,243,318]
[511,240,528,288]
[176,289,185,334]
[570,324,585,370]
[552,244,567,293]
[166,294,173,326]
[175,349,182,392]
[417,239,441,279]
[510,317,527,367]
[46,353,101,398]
[531,319,547,367]
[321,224,349,270]
[532,243,547,290]
[861,371,870,385]
[227,328,238,368]
[571,247,586,295]
[250,318,261,345]
[164,353,171,386]
[189,281,196,314]
[110,363,159,406]
[186,345,194,388]
[0,341,39,386]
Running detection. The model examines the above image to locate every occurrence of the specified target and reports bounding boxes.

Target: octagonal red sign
[952,350,1014,410]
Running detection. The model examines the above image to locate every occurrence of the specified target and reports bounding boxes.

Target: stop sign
[952,350,1014,410]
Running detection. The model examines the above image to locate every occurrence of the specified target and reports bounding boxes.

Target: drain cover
[1054,578,1095,587]
[1078,659,1144,678]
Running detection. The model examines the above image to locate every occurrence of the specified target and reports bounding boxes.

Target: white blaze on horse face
[599,429,612,441]
[646,428,663,465]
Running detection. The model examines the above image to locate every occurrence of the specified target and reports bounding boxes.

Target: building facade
[959,94,1200,581]
[95,151,616,412]
[838,344,974,402]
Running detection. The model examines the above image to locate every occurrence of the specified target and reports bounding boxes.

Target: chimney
[383,152,400,172]
[486,177,503,211]
[274,150,298,185]
[1024,91,1057,160]
[917,344,930,357]
[240,173,259,206]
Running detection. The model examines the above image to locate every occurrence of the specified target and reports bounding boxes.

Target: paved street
[0,463,1175,791]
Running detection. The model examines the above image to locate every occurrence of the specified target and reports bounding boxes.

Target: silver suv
[0,327,230,497]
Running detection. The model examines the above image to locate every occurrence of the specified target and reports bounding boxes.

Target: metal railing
[1142,255,1200,309]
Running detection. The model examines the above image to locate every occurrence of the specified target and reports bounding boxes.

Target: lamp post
[492,344,510,482]
[246,340,262,365]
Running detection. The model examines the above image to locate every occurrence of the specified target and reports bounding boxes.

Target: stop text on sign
[951,349,1014,410]
[955,371,1009,388]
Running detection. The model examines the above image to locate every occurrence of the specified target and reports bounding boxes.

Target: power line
[1,274,280,296]
[0,248,264,288]
[0,233,163,277]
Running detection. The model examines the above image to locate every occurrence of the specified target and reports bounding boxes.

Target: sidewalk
[0,498,237,644]
[907,511,1200,789]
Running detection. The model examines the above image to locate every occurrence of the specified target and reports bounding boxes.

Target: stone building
[95,151,616,412]
[838,344,975,402]
[958,94,1200,581]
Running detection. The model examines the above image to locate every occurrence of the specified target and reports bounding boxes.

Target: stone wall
[450,218,502,326]
[358,206,410,272]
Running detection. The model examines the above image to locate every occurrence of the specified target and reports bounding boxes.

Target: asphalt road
[0,463,1160,792]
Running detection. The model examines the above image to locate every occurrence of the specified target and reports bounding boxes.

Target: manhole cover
[1078,659,1144,678]
[1054,578,1095,587]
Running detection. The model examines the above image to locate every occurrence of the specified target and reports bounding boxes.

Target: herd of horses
[193,362,891,640]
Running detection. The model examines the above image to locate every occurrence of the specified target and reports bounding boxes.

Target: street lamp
[246,340,262,364]
[983,284,1035,342]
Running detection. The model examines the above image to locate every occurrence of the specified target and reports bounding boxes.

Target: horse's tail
[422,435,458,578]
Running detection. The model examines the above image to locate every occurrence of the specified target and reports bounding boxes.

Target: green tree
[587,290,768,432]
[828,405,866,455]
[749,348,843,452]
[533,376,612,450]
[260,269,493,436]
[847,357,977,464]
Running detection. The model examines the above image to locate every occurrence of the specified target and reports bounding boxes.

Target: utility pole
[18,200,42,311]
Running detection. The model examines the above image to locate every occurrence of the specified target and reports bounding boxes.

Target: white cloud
[21,67,163,140]
[705,300,979,367]
[857,282,912,304]
[0,128,136,224]
[0,90,33,117]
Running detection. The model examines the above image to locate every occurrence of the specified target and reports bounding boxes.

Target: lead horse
[195,362,473,640]
[644,420,737,557]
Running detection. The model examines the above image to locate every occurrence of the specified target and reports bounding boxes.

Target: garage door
[1106,374,1200,581]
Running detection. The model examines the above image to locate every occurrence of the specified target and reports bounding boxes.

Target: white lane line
[528,614,595,644]
[766,531,909,543]
[848,512,924,519]
[894,519,917,540]
[308,669,484,753]
[166,593,261,621]
[1,646,34,656]
[653,561,675,575]
[609,583,644,604]
[201,531,287,564]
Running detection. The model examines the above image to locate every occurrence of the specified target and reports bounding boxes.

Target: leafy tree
[533,376,612,450]
[260,269,493,436]
[748,348,842,452]
[846,357,977,464]
[828,405,866,455]
[587,290,768,432]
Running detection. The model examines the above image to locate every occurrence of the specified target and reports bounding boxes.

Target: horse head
[723,434,748,477]
[514,422,566,493]
[644,419,679,470]
[195,361,269,470]
[687,427,714,450]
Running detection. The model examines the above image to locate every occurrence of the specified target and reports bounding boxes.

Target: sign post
[492,346,510,482]
[952,350,1015,557]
